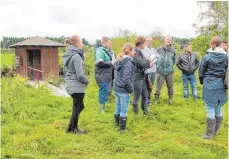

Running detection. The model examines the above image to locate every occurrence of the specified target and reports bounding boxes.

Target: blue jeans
[206,104,223,119]
[114,92,130,117]
[98,82,110,105]
[182,74,198,98]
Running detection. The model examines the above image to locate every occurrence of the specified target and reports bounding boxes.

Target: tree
[193,1,228,41]
[150,29,164,48]
[82,38,90,46]
[192,1,228,55]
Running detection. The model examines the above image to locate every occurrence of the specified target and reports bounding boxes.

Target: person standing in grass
[63,35,89,134]
[114,43,134,132]
[142,37,160,106]
[176,44,199,99]
[154,36,176,105]
[95,37,114,113]
[199,36,228,139]
[132,36,153,115]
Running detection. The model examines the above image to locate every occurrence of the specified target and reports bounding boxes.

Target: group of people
[62,34,228,140]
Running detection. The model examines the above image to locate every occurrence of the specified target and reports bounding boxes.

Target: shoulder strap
[104,49,112,61]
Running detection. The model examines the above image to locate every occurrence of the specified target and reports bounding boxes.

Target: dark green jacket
[94,46,113,83]
[156,45,176,76]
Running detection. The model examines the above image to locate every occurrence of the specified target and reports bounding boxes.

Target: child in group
[113,43,135,132]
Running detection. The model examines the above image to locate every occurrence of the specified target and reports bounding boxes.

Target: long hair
[117,43,133,62]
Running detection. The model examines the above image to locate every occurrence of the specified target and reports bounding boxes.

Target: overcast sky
[0,0,201,43]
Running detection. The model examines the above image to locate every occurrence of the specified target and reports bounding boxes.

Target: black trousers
[69,93,85,129]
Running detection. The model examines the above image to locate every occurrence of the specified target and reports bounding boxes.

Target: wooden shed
[9,37,65,80]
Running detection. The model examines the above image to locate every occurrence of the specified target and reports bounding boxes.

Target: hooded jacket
[199,47,228,106]
[114,56,134,94]
[62,45,89,95]
[176,52,199,75]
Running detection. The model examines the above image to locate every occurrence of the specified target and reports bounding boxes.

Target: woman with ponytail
[114,43,135,132]
[62,35,89,134]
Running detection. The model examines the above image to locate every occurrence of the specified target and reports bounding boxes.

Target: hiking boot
[200,118,216,139]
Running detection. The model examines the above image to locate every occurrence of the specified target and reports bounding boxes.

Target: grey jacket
[62,45,89,95]
[142,47,159,74]
[176,52,199,75]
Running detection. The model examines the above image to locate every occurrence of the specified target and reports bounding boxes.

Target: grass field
[1,74,228,159]
[0,53,14,68]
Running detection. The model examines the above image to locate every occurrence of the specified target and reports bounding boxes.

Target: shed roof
[9,36,66,48]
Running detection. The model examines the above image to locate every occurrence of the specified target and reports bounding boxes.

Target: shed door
[26,49,41,80]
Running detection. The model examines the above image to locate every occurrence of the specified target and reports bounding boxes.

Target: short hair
[210,36,222,47]
[67,35,80,45]
[135,36,146,47]
[165,35,173,41]
[222,40,228,44]
[101,36,110,44]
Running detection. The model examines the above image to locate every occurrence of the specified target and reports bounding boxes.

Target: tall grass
[1,71,228,159]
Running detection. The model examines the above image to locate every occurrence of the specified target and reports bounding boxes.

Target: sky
[0,0,201,43]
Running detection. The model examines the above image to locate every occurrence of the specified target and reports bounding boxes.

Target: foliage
[191,35,211,56]
[111,28,136,55]
[192,1,228,54]
[194,1,228,41]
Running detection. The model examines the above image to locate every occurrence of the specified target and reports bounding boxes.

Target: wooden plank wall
[15,47,27,78]
[41,47,59,79]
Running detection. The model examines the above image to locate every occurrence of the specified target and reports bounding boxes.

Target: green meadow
[1,49,228,158]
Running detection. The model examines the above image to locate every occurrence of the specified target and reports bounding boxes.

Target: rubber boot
[71,114,86,134]
[119,116,127,132]
[66,121,72,133]
[169,95,173,104]
[114,114,120,127]
[154,95,159,105]
[200,118,216,139]
[100,104,105,114]
[214,116,223,136]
